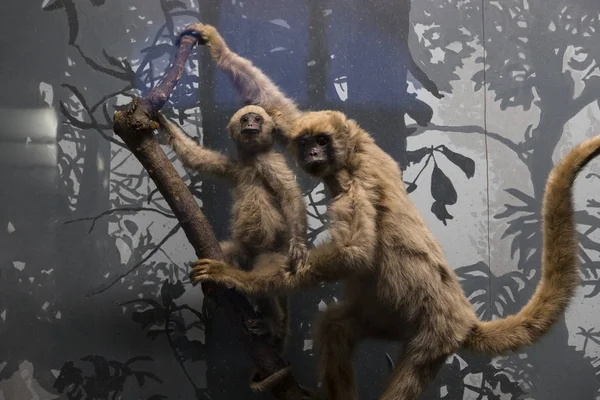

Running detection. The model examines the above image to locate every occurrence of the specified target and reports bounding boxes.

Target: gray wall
[1,0,600,399]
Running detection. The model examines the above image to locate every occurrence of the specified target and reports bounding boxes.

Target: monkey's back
[352,143,477,342]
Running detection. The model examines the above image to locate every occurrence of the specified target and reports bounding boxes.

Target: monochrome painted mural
[1,0,600,398]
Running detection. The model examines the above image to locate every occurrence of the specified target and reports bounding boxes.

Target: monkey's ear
[326,110,349,133]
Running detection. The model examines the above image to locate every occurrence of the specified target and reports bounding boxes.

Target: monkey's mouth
[241,128,260,136]
[303,159,328,174]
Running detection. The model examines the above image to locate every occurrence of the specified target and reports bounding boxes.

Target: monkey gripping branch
[110,28,308,400]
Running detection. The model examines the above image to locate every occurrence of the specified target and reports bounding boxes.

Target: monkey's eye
[298,138,307,146]
[254,116,262,122]
[315,135,329,146]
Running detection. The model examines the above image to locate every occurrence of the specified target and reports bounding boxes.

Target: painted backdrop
[1,0,600,399]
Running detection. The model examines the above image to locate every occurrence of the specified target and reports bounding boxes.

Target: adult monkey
[178,21,600,400]
[191,110,600,399]
[158,105,309,392]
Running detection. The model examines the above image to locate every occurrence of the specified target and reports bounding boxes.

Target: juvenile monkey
[157,105,308,390]
[189,109,600,399]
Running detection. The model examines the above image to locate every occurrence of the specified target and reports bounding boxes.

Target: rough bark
[111,31,306,400]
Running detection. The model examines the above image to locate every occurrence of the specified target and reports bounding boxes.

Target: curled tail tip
[546,135,600,192]
[562,135,600,173]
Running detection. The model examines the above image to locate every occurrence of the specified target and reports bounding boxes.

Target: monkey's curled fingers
[176,23,225,51]
[287,242,309,275]
[189,259,239,289]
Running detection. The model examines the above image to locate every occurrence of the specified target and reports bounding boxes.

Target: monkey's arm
[158,114,235,178]
[259,159,309,272]
[179,24,301,133]
[190,180,378,295]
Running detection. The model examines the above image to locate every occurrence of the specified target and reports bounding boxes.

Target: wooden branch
[112,31,307,399]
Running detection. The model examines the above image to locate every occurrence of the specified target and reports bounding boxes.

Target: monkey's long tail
[463,135,600,356]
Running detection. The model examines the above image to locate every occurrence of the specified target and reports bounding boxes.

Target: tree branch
[409,122,527,164]
[110,30,307,399]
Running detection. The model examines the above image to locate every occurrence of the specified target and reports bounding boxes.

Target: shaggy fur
[181,23,600,399]
[157,106,308,390]
[178,23,302,137]
[191,111,600,399]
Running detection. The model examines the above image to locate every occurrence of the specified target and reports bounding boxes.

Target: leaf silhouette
[439,145,475,178]
[456,262,527,319]
[134,371,163,386]
[161,280,185,307]
[431,200,454,225]
[406,182,418,193]
[430,164,457,205]
[405,147,430,166]
[132,307,166,329]
[124,219,139,235]
[504,188,536,205]
[174,336,206,362]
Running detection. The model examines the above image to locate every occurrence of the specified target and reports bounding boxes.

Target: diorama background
[2,0,600,399]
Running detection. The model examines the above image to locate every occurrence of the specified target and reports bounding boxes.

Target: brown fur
[178,23,302,136]
[179,23,600,399]
[190,111,600,399]
[157,106,308,388]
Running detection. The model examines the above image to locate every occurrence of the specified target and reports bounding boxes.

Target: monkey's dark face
[296,133,335,177]
[228,105,275,153]
[291,110,351,177]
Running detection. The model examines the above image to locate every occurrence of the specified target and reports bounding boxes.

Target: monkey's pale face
[228,105,275,153]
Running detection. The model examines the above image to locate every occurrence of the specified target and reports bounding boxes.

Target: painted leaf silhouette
[406,182,417,193]
[124,220,138,235]
[456,261,527,319]
[405,147,430,166]
[124,299,167,329]
[439,145,475,178]
[431,200,454,225]
[134,371,163,386]
[174,336,206,362]
[161,279,185,306]
[431,164,457,205]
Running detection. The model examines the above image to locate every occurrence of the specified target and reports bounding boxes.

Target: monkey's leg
[254,295,291,353]
[275,295,291,353]
[219,240,244,269]
[378,339,450,400]
[315,304,363,400]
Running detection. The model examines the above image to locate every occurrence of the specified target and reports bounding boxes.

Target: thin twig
[88,223,181,296]
[64,207,176,233]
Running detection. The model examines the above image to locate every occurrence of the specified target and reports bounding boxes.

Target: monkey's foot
[189,259,238,288]
[249,367,319,398]
[249,366,292,392]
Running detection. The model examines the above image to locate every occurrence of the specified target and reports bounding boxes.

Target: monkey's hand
[287,241,309,275]
[189,259,241,289]
[176,23,227,58]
